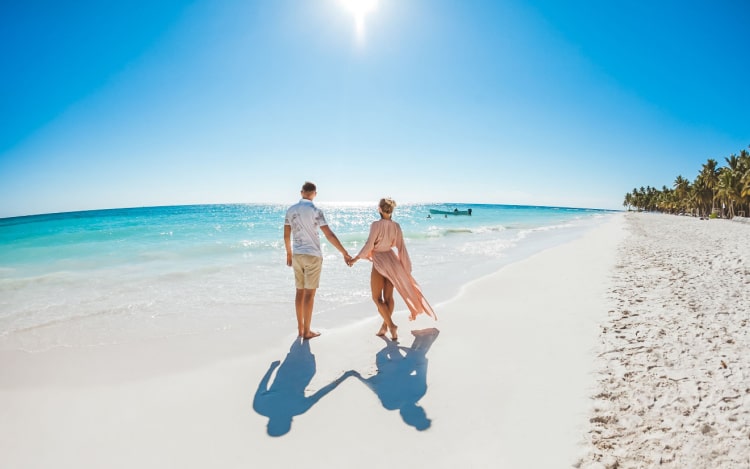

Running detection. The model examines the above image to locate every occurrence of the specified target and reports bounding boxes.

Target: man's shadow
[253,338,353,437]
[353,328,440,431]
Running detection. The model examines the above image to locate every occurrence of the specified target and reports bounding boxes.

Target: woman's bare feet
[302,331,321,340]
[389,324,398,341]
[376,323,388,337]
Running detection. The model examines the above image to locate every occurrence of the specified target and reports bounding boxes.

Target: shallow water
[0,203,614,351]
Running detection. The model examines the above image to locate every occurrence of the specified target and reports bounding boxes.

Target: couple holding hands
[284,182,436,341]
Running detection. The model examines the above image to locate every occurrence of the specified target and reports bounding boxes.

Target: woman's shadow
[353,328,440,431]
[253,338,354,437]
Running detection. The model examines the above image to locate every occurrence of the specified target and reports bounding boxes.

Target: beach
[1,211,747,468]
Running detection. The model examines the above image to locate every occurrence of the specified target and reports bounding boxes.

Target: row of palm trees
[623,146,750,218]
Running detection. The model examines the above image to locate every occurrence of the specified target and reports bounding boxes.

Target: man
[284,181,351,339]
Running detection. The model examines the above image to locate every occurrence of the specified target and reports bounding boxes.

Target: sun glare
[340,0,379,42]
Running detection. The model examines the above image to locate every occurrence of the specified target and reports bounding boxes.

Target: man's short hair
[301,181,316,193]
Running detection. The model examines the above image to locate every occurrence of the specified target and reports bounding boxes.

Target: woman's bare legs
[375,279,394,337]
[371,268,397,340]
[383,276,395,338]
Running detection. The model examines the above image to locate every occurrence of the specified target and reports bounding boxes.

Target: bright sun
[340,0,379,41]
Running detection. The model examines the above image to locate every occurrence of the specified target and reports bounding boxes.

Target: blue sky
[1,0,748,217]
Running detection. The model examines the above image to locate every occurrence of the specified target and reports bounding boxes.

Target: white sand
[0,214,626,468]
[577,213,750,468]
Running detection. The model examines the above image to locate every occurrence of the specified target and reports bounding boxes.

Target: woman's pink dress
[356,219,436,321]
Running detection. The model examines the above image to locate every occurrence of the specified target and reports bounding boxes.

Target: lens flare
[340,0,378,42]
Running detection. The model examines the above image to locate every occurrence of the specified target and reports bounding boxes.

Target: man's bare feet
[376,323,387,337]
[389,324,398,341]
[303,331,321,340]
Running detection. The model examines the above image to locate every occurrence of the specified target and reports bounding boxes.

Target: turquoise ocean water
[0,203,614,352]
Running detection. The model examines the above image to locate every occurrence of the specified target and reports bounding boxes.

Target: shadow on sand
[252,338,353,437]
[253,328,440,436]
[353,328,440,431]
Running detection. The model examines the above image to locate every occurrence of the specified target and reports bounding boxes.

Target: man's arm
[284,225,293,266]
[320,225,351,263]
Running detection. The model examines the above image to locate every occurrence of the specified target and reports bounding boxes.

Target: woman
[349,198,436,340]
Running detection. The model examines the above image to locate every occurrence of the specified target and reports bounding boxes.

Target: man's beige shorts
[292,254,323,289]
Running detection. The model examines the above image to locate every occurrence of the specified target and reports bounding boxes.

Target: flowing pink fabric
[356,219,436,321]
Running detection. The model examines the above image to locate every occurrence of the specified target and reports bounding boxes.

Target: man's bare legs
[295,288,320,339]
[371,268,397,341]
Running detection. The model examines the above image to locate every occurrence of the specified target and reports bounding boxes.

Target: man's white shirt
[285,199,328,257]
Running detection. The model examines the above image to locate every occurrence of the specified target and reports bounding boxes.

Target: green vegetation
[623,146,750,218]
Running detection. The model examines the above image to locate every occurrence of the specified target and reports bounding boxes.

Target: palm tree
[625,189,636,211]
[700,159,719,214]
[741,167,750,214]
[623,192,633,211]
[691,175,712,217]
[686,186,700,216]
[673,175,690,213]
[648,186,659,212]
[738,149,750,216]
[716,167,740,218]
[637,186,646,211]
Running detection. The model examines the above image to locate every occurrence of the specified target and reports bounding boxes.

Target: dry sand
[577,213,750,468]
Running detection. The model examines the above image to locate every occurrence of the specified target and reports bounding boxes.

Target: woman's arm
[353,222,379,262]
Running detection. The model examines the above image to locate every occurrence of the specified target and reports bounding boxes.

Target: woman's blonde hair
[379,197,397,215]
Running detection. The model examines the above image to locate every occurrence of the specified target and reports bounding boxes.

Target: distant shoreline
[0,201,620,222]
